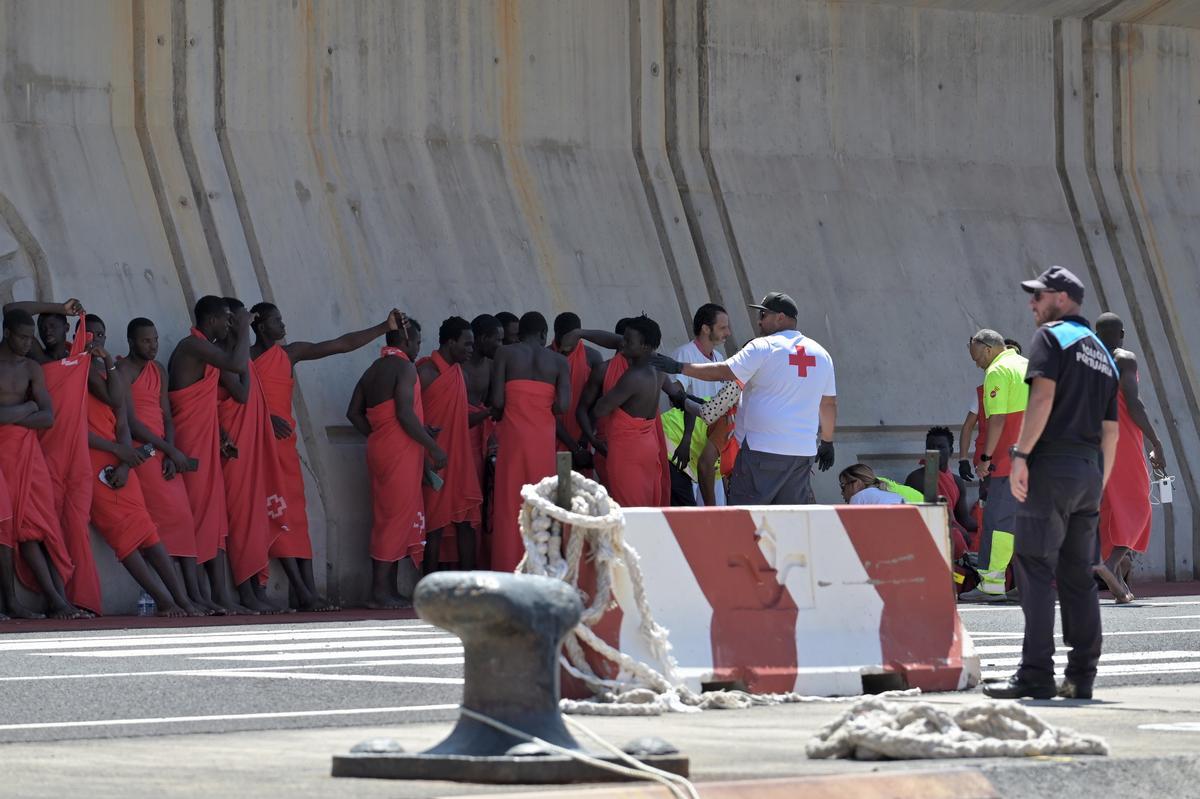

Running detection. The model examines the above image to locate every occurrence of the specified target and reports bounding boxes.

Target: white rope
[517,472,922,716]
[806,696,1109,760]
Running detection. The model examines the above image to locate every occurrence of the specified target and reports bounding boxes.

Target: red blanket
[491,380,557,571]
[555,343,590,450]
[0,425,74,590]
[168,328,228,564]
[0,469,10,545]
[86,389,160,560]
[254,344,314,560]
[130,361,197,558]
[218,367,288,585]
[605,407,669,507]
[419,352,482,562]
[593,354,628,486]
[1100,389,1152,558]
[367,397,426,563]
[37,321,100,612]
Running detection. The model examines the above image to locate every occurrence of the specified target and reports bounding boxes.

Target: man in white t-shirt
[653,292,837,505]
[664,303,732,506]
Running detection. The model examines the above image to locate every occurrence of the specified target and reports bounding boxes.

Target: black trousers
[669,463,697,507]
[1014,453,1104,687]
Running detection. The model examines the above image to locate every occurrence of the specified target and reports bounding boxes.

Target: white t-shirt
[725,330,835,456]
[671,339,726,399]
[850,486,906,506]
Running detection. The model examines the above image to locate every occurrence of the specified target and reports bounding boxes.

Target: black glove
[958,459,976,482]
[651,353,684,374]
[815,440,835,472]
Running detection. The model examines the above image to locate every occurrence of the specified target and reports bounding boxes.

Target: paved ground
[3,585,1200,796]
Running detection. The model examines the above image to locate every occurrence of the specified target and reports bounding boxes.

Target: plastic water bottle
[137,591,156,617]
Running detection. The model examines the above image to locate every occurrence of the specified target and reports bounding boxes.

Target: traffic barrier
[573,504,979,697]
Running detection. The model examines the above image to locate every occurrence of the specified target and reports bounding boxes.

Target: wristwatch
[978,453,991,463]
[1010,446,1030,461]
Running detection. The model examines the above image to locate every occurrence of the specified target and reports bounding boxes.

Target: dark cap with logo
[748,291,798,318]
[1021,266,1085,304]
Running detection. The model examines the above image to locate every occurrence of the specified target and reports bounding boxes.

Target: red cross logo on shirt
[266,494,288,519]
[788,345,817,378]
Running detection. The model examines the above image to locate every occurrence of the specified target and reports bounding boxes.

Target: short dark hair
[553,312,581,340]
[518,311,548,338]
[223,297,245,313]
[1003,338,1023,354]
[194,295,228,325]
[3,308,34,332]
[692,303,727,337]
[471,314,501,340]
[926,425,954,449]
[438,315,471,345]
[38,312,67,328]
[625,314,662,349]
[615,317,633,335]
[495,311,519,327]
[385,329,405,347]
[407,318,421,333]
[85,313,105,329]
[127,317,156,339]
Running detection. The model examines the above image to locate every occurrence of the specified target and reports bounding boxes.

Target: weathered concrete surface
[1,0,1197,608]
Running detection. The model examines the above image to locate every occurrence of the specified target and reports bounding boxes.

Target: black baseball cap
[1021,266,1085,304]
[748,291,798,318]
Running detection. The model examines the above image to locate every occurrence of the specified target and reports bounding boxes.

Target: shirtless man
[551,312,605,467]
[168,295,254,614]
[495,311,520,347]
[347,320,447,608]
[0,309,83,619]
[249,303,401,611]
[489,312,571,571]
[592,315,697,506]
[118,318,218,614]
[464,315,502,567]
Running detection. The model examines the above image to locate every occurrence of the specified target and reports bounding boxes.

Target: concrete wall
[1,0,1197,609]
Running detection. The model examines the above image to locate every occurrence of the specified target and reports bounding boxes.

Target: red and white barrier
[588,504,979,697]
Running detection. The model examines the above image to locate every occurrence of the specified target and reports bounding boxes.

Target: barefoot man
[490,312,570,571]
[0,309,83,619]
[416,316,482,573]
[83,315,200,617]
[464,314,502,568]
[249,303,402,611]
[3,298,101,615]
[168,296,253,614]
[346,319,446,608]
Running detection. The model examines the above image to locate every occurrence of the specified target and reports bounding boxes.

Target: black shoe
[1058,679,1093,700]
[981,675,1057,700]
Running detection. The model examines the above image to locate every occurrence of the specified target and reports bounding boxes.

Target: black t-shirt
[1024,315,1119,453]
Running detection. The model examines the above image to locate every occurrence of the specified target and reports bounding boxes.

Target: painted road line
[964,628,1200,640]
[1147,615,1200,620]
[0,628,446,651]
[982,661,1200,680]
[0,656,466,682]
[194,645,465,662]
[0,703,460,732]
[1140,722,1200,732]
[981,651,1200,668]
[39,637,459,658]
[183,669,465,685]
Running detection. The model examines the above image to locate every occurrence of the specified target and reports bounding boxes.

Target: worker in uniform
[983,266,1119,700]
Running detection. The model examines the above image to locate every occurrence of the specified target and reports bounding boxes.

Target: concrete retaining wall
[1,0,1196,609]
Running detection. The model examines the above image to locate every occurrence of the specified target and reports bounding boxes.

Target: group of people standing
[0,294,400,618]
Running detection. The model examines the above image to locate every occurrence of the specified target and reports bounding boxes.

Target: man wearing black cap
[652,292,836,505]
[983,266,1120,701]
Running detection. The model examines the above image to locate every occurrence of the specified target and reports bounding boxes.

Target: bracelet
[108,364,117,372]
[1010,446,1030,460]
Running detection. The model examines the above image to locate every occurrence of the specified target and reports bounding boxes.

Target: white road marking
[184,669,464,685]
[1140,722,1200,732]
[0,656,466,682]
[0,703,459,732]
[0,627,446,652]
[195,645,465,662]
[982,661,1200,679]
[40,637,458,658]
[1147,615,1200,620]
[981,651,1200,668]
[966,628,1200,640]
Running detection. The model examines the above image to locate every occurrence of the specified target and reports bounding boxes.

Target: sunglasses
[758,309,776,320]
[1031,289,1061,301]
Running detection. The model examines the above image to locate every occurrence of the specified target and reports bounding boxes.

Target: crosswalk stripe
[0,703,459,732]
[981,651,1200,668]
[0,627,445,652]
[40,637,458,658]
[184,669,465,685]
[195,646,465,662]
[0,656,467,682]
[967,628,1200,640]
[982,660,1200,679]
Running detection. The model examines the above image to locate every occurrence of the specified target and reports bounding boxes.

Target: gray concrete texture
[0,0,1197,609]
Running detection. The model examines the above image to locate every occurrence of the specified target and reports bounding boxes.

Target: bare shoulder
[584,346,603,368]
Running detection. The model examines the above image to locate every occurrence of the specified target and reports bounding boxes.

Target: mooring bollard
[331,570,688,784]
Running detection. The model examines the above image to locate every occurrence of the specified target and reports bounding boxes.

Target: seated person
[903,425,978,542]
[839,464,913,505]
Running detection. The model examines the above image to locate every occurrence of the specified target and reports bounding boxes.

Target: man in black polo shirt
[983,266,1119,701]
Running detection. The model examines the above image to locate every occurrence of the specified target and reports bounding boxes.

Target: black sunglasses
[1031,289,1061,301]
